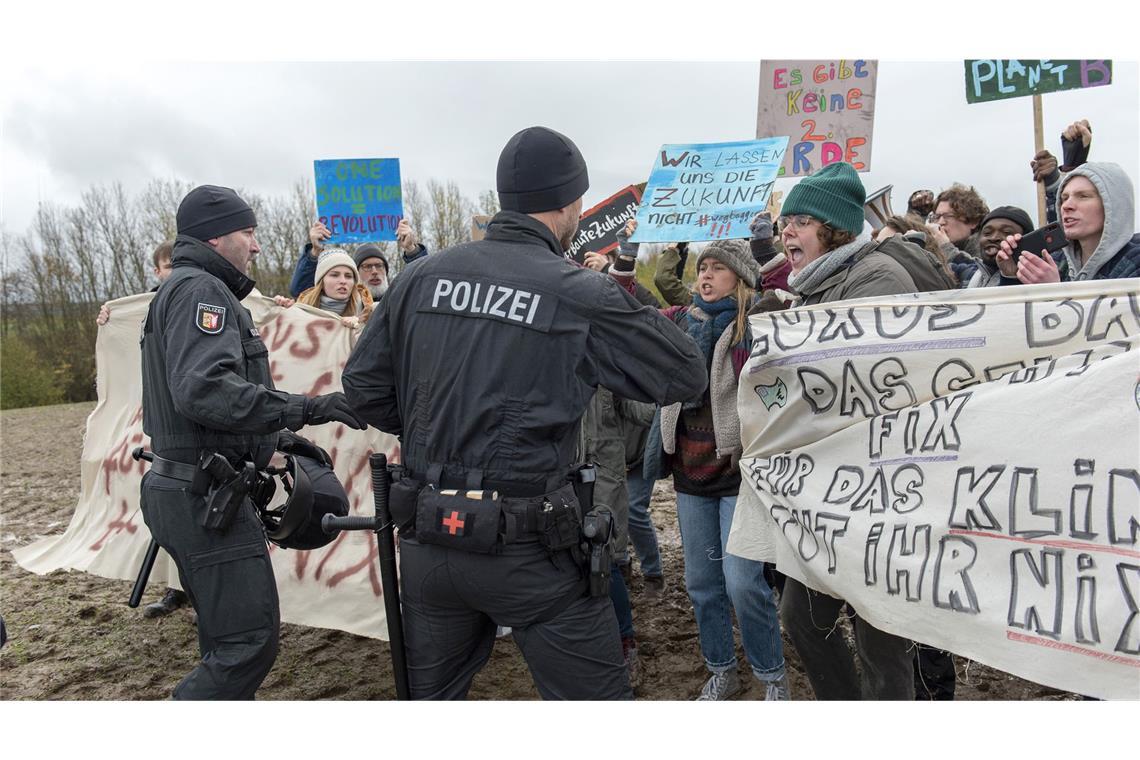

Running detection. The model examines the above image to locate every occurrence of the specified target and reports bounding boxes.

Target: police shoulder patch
[196,303,226,334]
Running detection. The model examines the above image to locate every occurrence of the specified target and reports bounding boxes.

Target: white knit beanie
[315,248,358,286]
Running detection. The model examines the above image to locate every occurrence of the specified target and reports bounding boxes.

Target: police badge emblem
[196,303,226,334]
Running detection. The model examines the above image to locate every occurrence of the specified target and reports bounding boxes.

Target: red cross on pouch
[441,510,466,535]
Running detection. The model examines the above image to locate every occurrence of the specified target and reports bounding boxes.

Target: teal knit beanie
[781,162,866,234]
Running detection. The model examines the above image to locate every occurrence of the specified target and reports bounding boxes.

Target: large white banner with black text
[728,279,1140,700]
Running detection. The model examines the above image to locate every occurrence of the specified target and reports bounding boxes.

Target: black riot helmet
[254,432,349,550]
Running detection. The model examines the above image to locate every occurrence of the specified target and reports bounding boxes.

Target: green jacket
[798,239,919,306]
[654,245,692,307]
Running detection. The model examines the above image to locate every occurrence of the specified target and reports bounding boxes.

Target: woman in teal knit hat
[781,161,919,305]
[777,162,923,699]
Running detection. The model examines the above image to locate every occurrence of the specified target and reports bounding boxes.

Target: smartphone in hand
[1012,222,1068,263]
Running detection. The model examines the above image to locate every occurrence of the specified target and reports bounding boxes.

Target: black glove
[277,430,334,467]
[304,392,367,430]
[675,243,689,279]
[612,253,637,274]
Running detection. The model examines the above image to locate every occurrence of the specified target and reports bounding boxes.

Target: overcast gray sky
[2,6,1137,252]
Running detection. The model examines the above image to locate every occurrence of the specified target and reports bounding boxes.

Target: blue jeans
[626,470,663,578]
[675,492,785,681]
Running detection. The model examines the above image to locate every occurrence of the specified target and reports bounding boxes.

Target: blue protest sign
[313,158,403,244]
[630,138,789,243]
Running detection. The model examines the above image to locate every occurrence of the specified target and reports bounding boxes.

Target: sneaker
[143,588,189,619]
[763,676,791,701]
[642,574,665,599]
[696,670,741,701]
[621,636,641,688]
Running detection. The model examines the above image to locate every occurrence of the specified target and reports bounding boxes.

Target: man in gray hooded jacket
[1001,162,1140,283]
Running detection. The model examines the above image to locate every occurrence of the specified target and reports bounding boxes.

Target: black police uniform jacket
[342,211,707,495]
[141,235,307,467]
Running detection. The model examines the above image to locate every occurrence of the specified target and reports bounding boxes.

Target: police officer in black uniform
[140,185,366,699]
[342,127,707,700]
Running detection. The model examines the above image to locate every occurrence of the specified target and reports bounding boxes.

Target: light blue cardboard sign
[630,137,789,243]
[313,158,403,244]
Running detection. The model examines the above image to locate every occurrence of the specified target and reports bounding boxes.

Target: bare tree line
[0,176,496,408]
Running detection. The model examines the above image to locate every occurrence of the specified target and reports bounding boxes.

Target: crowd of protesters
[86,115,1139,702]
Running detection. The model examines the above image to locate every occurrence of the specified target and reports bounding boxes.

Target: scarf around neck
[685,294,738,361]
[786,229,872,296]
[320,294,349,315]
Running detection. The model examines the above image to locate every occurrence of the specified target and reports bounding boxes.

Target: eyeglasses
[359,263,387,273]
[932,213,960,223]
[777,214,820,230]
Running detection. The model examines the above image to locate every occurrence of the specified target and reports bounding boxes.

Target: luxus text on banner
[728,280,1140,700]
[630,138,787,244]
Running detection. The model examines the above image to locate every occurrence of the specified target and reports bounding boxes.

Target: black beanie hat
[353,244,388,273]
[177,185,257,241]
[980,206,1034,235]
[497,127,589,213]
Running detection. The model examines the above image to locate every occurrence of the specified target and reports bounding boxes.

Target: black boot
[143,587,189,619]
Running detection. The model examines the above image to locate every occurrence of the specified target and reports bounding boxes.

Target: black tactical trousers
[398,535,633,700]
[140,471,280,700]
[781,578,914,700]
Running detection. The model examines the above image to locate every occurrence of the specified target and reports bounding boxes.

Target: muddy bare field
[0,402,1074,700]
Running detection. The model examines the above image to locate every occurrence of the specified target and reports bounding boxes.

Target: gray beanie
[353,243,389,273]
[696,239,760,289]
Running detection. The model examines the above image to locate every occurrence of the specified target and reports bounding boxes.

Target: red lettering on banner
[304,371,334,397]
[291,321,337,359]
[101,429,147,495]
[90,499,138,550]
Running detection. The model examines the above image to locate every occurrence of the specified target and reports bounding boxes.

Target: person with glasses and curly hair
[927,183,989,272]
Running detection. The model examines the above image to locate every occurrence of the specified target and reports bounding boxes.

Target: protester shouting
[1000,162,1139,283]
[778,162,920,700]
[633,232,788,701]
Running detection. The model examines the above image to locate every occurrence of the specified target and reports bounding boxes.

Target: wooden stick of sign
[1032,94,1048,226]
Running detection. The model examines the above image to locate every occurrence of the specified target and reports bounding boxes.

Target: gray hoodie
[1057,162,1136,280]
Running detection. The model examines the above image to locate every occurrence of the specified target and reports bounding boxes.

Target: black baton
[321,452,410,700]
[128,539,160,608]
[128,447,158,608]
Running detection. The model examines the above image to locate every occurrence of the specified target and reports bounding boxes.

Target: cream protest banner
[728,280,1140,700]
[12,292,400,640]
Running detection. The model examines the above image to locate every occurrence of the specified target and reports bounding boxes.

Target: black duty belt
[499,483,579,544]
[148,454,199,483]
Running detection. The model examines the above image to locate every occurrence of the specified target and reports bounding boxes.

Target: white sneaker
[763,676,791,701]
[696,670,742,701]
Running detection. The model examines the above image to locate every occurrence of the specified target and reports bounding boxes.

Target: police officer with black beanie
[343,127,707,700]
[140,184,366,699]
